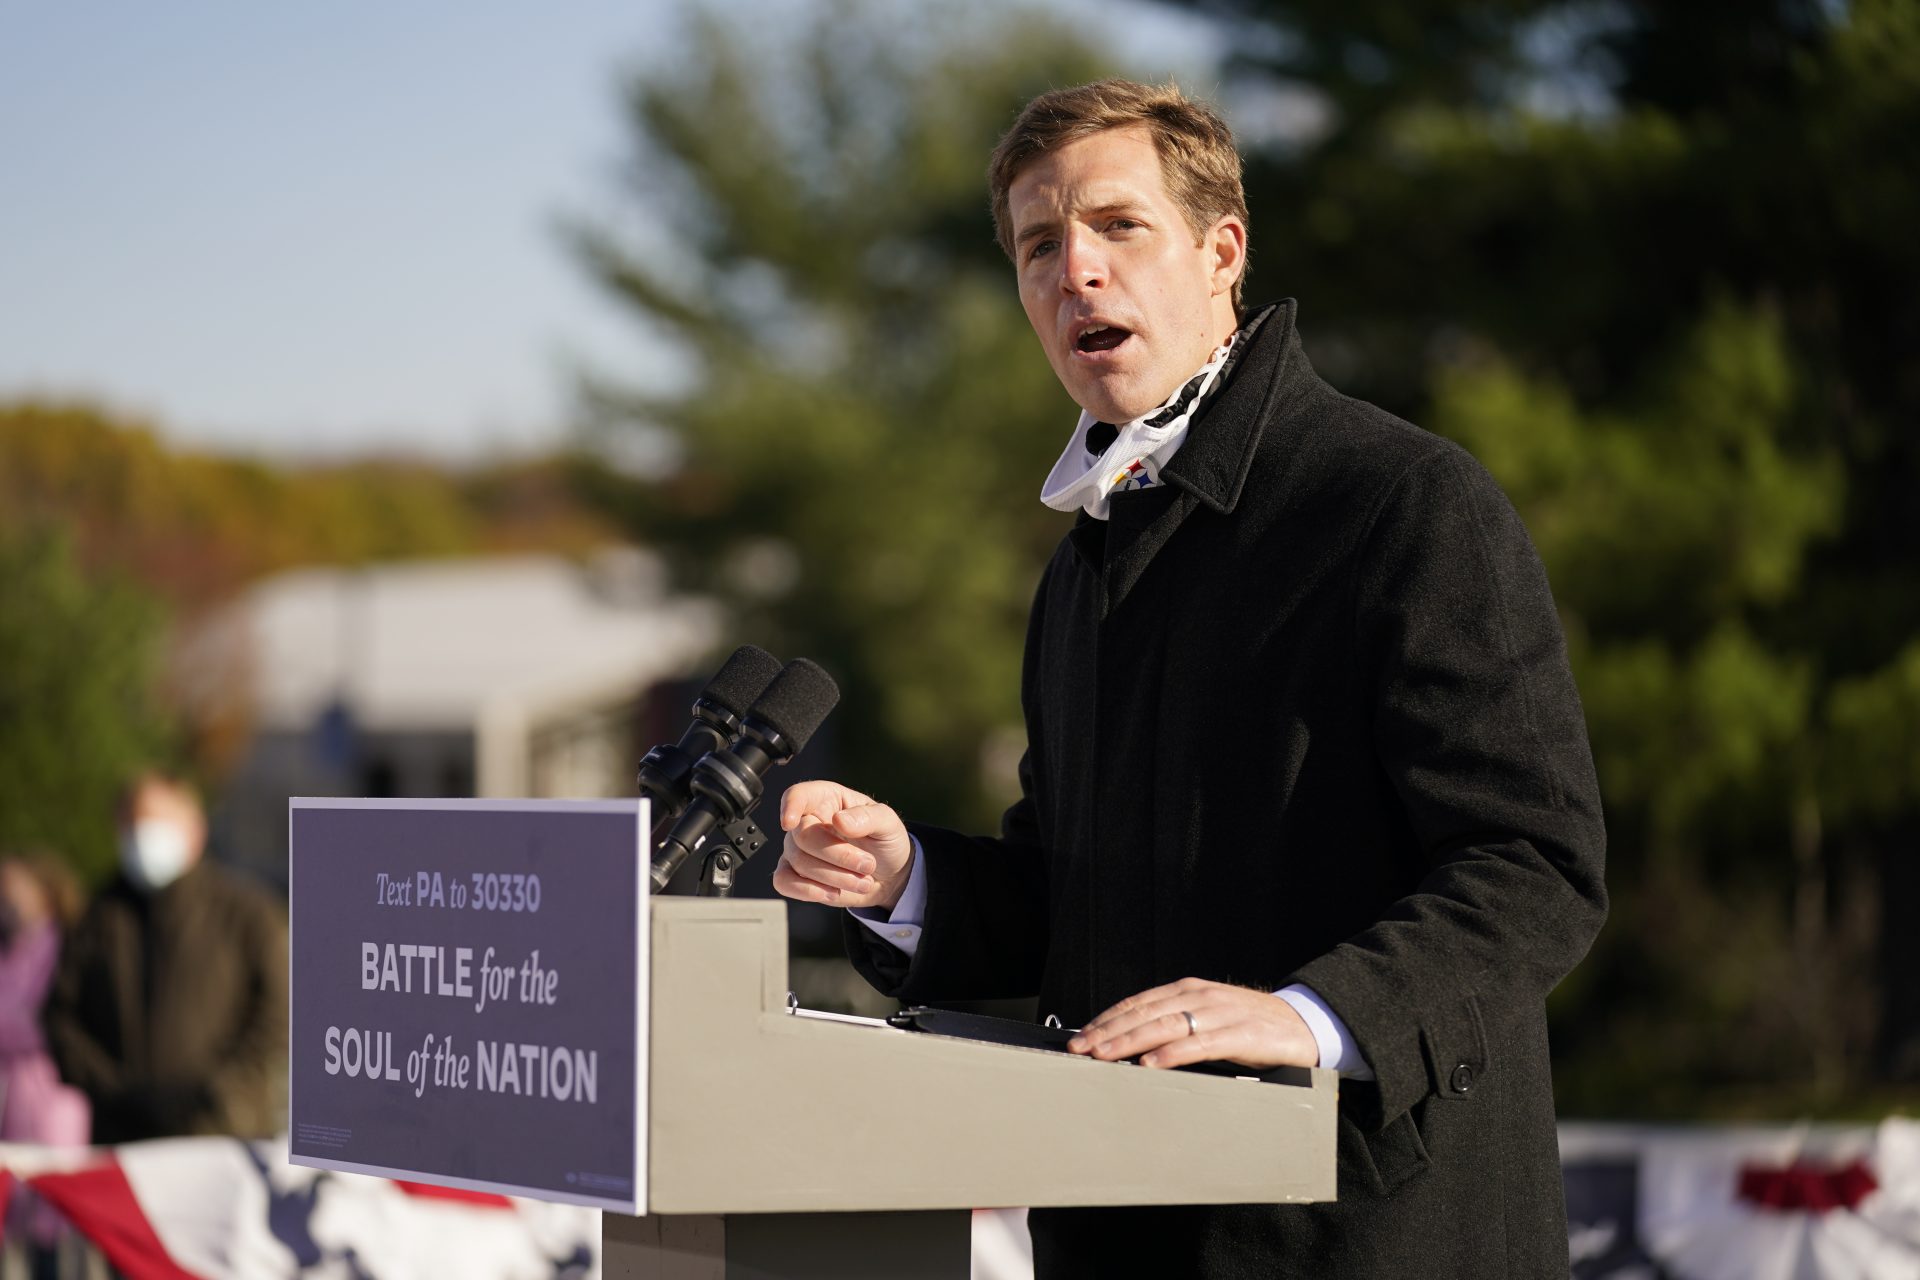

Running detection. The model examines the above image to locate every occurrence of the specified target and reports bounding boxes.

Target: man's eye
[1108,219,1141,232]
[1029,240,1057,261]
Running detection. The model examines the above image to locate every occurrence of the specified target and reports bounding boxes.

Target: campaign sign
[288,798,647,1212]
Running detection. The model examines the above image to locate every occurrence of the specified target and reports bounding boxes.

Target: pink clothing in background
[0,922,90,1145]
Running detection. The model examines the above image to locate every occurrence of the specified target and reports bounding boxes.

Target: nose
[1057,227,1107,296]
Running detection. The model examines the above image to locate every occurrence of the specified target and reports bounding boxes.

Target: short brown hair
[117,767,203,816]
[989,79,1250,312]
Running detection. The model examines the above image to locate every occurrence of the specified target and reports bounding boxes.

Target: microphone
[649,658,840,891]
[636,646,783,838]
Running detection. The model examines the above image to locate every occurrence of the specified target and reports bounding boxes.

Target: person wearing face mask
[43,769,287,1143]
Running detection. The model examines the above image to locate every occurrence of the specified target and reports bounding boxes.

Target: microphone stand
[690,816,771,897]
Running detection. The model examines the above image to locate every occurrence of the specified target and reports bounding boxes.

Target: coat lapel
[1068,511,1106,573]
[1102,484,1195,612]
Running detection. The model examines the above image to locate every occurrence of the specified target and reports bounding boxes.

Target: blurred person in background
[0,853,90,1145]
[44,769,287,1143]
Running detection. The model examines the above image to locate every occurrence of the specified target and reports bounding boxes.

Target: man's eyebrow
[1014,218,1058,248]
[1014,202,1150,248]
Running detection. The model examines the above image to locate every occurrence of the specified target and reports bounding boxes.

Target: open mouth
[1074,324,1133,354]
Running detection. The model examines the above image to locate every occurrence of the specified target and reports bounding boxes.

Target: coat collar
[1066,299,1317,608]
[1158,298,1312,515]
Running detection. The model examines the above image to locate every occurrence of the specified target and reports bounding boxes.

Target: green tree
[571,5,1112,827]
[0,399,620,611]
[1179,0,1920,1110]
[0,526,176,882]
[1429,303,1865,1112]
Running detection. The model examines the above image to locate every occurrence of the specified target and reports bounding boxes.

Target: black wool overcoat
[45,861,288,1143]
[848,299,1608,1278]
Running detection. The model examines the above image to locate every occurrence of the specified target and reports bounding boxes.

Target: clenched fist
[772,780,915,912]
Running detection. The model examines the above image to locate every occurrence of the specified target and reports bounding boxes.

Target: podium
[612,897,1338,1278]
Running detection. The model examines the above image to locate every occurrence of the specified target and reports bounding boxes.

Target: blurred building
[184,549,720,887]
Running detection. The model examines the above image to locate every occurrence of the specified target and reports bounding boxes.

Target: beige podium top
[646,898,1337,1215]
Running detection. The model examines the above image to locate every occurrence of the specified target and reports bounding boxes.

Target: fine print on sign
[288,798,647,1213]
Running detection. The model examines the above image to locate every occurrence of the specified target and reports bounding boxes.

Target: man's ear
[1207,216,1247,297]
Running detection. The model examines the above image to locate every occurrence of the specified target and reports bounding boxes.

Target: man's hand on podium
[1069,978,1321,1072]
[773,781,915,912]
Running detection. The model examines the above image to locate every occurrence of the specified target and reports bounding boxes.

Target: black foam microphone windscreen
[742,657,840,751]
[703,645,784,719]
[636,645,783,835]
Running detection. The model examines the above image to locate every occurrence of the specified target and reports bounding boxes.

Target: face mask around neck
[1039,332,1238,521]
[120,819,194,892]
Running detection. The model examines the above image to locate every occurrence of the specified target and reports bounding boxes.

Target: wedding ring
[1183,1010,1199,1037]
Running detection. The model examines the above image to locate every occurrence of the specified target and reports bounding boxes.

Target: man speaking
[774,79,1606,1277]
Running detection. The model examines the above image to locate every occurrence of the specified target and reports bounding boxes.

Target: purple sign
[288,798,647,1212]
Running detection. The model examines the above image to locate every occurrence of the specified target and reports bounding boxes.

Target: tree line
[0,400,617,879]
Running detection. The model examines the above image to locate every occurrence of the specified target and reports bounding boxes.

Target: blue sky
[0,2,1217,460]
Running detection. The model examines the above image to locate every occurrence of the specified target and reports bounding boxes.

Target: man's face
[122,780,206,860]
[1009,125,1243,425]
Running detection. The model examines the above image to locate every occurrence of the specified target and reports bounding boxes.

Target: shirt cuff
[1275,983,1376,1080]
[849,835,926,957]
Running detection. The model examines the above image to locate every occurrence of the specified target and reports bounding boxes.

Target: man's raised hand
[772,780,915,912]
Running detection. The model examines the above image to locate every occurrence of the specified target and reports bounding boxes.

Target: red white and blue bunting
[1563,1121,1920,1279]
[0,1136,595,1279]
[7,1122,1918,1278]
